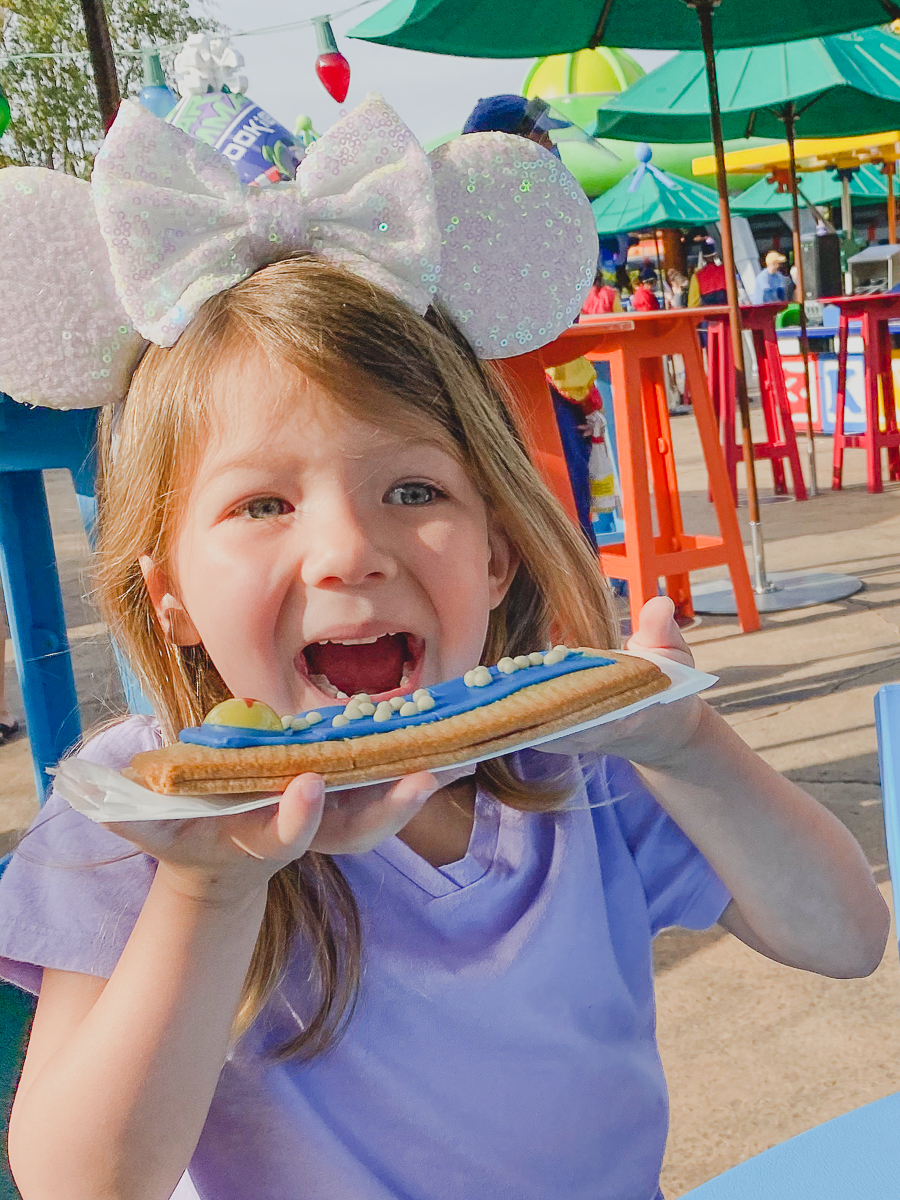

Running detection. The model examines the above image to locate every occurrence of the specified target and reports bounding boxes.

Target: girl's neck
[395,777,477,868]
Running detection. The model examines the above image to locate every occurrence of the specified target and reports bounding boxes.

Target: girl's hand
[103,770,441,902]
[535,596,704,767]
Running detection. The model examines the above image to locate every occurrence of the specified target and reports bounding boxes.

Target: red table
[704,302,807,502]
[823,293,900,493]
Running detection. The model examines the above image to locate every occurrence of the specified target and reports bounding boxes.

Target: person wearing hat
[631,267,661,312]
[753,249,795,305]
[462,94,570,157]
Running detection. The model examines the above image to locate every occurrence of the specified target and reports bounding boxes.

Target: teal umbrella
[732,163,889,215]
[591,144,720,234]
[593,29,900,143]
[348,0,898,54]
[349,0,889,597]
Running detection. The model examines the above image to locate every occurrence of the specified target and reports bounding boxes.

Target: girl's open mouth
[300,632,424,702]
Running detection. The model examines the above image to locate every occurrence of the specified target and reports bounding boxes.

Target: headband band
[0,93,597,409]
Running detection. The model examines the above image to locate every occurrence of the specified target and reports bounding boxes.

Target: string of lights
[0,0,380,66]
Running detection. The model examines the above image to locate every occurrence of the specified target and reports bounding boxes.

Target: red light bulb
[315,51,350,103]
[313,18,350,103]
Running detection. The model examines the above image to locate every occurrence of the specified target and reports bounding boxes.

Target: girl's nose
[299,497,396,589]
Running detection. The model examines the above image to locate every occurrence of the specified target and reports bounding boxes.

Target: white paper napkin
[52,653,717,823]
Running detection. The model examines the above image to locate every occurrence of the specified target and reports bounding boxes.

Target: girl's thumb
[627,596,693,665]
[277,773,326,849]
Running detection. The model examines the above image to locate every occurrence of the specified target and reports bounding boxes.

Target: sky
[201,0,674,147]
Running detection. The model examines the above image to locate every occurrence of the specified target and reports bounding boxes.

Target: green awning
[594,28,900,143]
[591,151,720,235]
[348,0,898,55]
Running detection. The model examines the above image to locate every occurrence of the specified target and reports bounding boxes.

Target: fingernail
[306,777,325,802]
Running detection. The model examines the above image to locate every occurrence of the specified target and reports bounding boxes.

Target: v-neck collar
[373,789,502,898]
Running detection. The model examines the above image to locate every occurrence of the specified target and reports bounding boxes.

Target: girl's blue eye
[385,482,439,506]
[242,497,291,520]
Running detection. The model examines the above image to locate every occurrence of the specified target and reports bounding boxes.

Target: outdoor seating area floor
[1,408,898,1195]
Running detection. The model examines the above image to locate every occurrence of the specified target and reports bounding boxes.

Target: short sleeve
[597,754,731,935]
[0,717,162,994]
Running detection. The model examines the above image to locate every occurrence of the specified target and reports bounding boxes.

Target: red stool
[825,293,900,493]
[705,303,807,502]
[502,311,760,634]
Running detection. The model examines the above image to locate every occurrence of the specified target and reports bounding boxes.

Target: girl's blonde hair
[94,256,619,1059]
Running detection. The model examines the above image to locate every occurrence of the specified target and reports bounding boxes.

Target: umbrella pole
[839,171,854,292]
[886,162,897,246]
[691,0,770,594]
[783,107,819,497]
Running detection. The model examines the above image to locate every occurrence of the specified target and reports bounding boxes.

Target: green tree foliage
[0,1,216,176]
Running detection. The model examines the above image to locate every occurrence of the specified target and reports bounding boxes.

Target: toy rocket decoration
[314,17,351,103]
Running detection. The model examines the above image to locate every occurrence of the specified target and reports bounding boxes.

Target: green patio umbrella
[348,1,898,55]
[349,0,887,606]
[593,29,900,143]
[591,144,720,235]
[593,27,900,497]
[732,163,888,216]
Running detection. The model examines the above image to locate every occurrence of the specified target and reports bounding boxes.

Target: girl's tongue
[304,633,413,697]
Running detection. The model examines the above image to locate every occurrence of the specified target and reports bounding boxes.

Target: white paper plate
[52,653,717,823]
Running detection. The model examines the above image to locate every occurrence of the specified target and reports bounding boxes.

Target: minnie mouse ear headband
[0,93,597,410]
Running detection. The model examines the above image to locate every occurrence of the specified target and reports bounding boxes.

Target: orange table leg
[678,330,760,634]
[641,357,693,622]
[599,347,666,632]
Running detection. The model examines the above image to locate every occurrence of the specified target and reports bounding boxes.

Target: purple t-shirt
[0,717,729,1200]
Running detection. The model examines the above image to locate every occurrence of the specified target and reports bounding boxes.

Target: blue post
[0,472,80,798]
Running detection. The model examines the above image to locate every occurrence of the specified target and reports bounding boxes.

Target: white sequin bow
[93,95,442,347]
[0,93,598,410]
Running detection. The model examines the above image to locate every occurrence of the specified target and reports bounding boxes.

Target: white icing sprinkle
[389,696,405,710]
[305,712,323,725]
[374,701,394,722]
[412,689,431,701]
[352,693,371,702]
[332,714,349,727]
[543,648,565,666]
[357,701,376,716]
[497,656,518,673]
[528,652,545,666]
[552,645,570,658]
[281,715,293,729]
[513,655,530,669]
[290,716,309,731]
[415,694,435,711]
[399,701,418,716]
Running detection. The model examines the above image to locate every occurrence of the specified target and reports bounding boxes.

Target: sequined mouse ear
[0,167,146,409]
[428,133,598,360]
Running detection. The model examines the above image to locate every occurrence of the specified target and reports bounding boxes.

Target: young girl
[0,99,888,1200]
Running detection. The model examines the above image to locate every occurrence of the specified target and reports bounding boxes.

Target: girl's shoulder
[78,713,163,769]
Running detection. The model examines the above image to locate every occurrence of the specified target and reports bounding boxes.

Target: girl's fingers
[627,596,694,666]
[274,773,326,850]
[312,770,441,854]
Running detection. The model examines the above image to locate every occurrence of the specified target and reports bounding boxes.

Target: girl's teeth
[310,673,340,699]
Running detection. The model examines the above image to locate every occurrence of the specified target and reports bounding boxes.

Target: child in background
[0,98,888,1200]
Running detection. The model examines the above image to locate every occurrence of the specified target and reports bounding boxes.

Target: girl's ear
[138,554,202,647]
[486,520,520,611]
